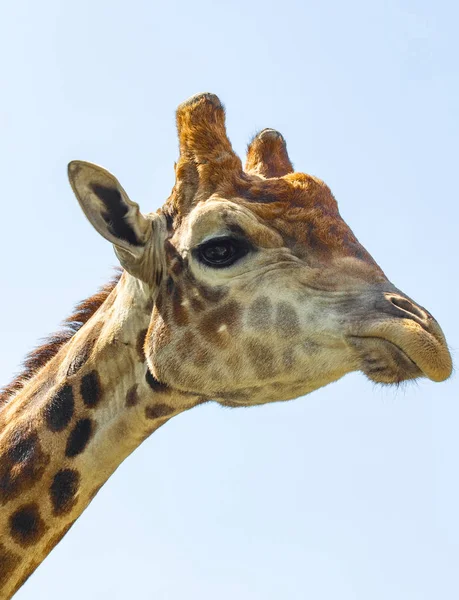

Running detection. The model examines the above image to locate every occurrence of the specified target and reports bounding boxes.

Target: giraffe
[0,93,452,598]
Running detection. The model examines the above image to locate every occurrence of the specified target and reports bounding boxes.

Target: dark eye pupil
[197,237,251,268]
[203,243,234,262]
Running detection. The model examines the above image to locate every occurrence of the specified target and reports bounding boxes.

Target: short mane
[0,270,122,408]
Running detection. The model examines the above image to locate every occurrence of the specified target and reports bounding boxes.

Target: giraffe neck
[0,273,202,597]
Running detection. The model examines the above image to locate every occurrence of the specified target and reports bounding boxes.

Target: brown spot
[166,276,174,294]
[275,302,300,337]
[0,543,20,588]
[196,283,228,304]
[226,350,243,372]
[113,420,128,440]
[177,332,194,360]
[44,384,75,432]
[248,296,273,330]
[192,342,211,367]
[9,503,46,548]
[136,329,148,362]
[65,419,94,458]
[172,284,189,326]
[125,384,140,407]
[303,340,319,353]
[170,256,184,275]
[164,239,178,260]
[145,404,175,419]
[283,348,296,369]
[177,332,210,366]
[0,429,49,505]
[190,295,206,312]
[50,469,80,515]
[199,301,242,347]
[80,370,102,408]
[247,340,276,379]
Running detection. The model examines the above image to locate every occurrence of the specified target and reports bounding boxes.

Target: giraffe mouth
[348,316,452,384]
[345,288,452,384]
[348,336,423,384]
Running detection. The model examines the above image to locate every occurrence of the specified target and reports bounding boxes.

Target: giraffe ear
[68,161,151,253]
[68,161,166,283]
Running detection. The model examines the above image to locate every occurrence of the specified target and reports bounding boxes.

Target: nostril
[387,294,426,321]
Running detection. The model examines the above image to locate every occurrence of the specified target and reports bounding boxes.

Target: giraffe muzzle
[348,291,452,383]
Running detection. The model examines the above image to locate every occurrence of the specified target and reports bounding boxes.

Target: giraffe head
[68,93,452,407]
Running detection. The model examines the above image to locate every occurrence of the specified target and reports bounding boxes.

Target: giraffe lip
[349,317,453,383]
[349,336,423,383]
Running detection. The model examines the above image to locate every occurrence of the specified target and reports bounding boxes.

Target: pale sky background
[1,1,458,598]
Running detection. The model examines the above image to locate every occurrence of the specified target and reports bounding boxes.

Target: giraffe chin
[349,336,423,384]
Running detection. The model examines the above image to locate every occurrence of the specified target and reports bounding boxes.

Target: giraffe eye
[197,237,251,268]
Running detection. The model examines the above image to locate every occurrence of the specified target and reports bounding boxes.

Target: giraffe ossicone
[0,92,452,597]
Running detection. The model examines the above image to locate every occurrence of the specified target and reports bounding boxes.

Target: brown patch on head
[0,543,20,588]
[195,282,229,304]
[189,294,206,313]
[125,384,140,407]
[248,296,273,331]
[176,331,194,360]
[247,339,276,380]
[9,503,46,548]
[0,429,49,505]
[80,370,102,408]
[192,343,212,368]
[237,174,379,268]
[193,347,212,367]
[50,469,80,516]
[171,283,190,326]
[176,332,211,367]
[145,403,175,420]
[199,301,242,347]
[183,270,229,305]
[170,256,185,276]
[136,329,148,362]
[275,302,300,337]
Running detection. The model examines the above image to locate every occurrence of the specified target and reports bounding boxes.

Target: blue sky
[1,1,458,598]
